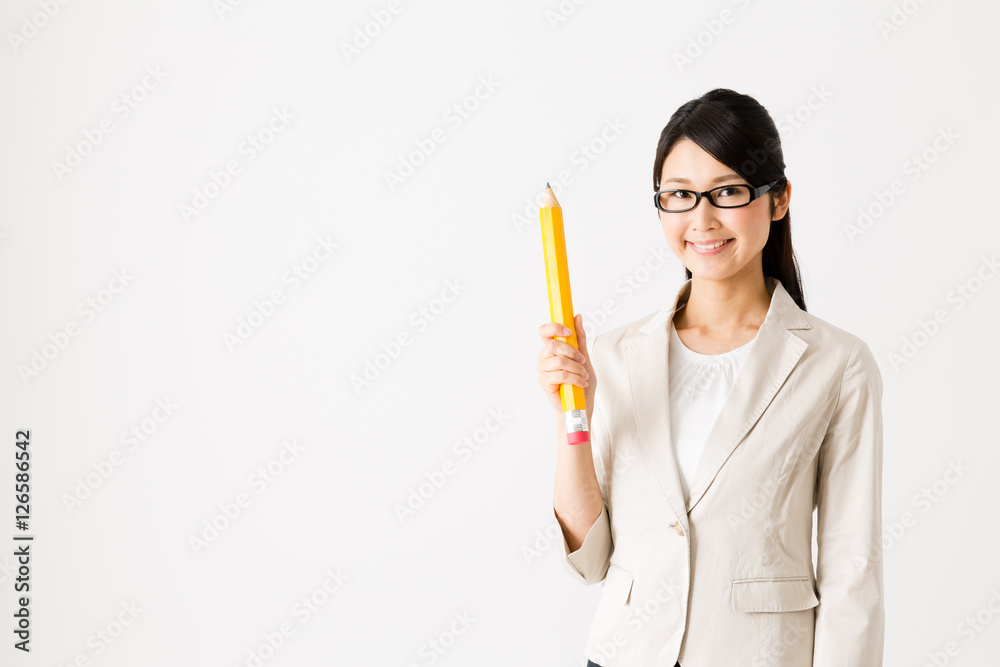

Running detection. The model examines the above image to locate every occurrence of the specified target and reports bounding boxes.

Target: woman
[538,89,884,667]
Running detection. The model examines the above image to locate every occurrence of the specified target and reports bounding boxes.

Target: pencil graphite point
[540,183,560,208]
[546,182,551,189]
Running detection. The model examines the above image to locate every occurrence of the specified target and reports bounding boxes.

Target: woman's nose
[690,195,721,227]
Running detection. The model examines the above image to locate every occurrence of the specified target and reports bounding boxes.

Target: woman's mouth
[687,238,734,255]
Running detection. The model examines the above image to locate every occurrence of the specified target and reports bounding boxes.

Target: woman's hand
[537,313,596,415]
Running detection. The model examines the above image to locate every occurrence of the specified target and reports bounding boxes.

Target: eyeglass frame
[653,178,784,213]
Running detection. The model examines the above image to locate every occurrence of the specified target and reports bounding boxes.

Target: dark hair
[652,88,806,311]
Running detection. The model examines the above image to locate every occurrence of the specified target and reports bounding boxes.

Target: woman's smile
[687,238,734,255]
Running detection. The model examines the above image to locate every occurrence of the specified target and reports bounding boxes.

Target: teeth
[692,239,730,250]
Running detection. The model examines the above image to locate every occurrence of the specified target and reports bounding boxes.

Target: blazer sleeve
[554,332,614,586]
[812,339,885,666]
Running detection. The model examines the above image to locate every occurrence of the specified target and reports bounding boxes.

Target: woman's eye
[672,191,691,199]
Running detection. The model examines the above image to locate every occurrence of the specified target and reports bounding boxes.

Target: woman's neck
[674,274,772,335]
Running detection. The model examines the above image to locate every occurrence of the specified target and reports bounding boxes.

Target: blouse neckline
[669,319,757,363]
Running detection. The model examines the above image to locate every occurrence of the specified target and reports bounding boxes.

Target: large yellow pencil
[539,183,589,445]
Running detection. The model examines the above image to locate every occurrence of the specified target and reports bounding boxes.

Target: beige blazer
[555,276,884,667]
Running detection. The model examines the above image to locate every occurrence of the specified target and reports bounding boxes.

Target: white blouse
[668,318,757,503]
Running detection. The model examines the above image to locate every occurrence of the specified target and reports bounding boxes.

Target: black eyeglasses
[654,179,783,213]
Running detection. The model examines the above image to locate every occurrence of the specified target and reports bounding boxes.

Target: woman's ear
[771,179,791,221]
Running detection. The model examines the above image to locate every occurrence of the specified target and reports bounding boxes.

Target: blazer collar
[622,276,811,523]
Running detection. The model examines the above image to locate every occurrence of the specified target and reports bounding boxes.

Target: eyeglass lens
[658,185,751,212]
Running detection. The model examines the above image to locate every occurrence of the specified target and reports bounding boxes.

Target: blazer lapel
[623,276,812,527]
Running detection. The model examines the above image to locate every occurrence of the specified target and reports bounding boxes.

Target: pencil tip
[545,182,551,189]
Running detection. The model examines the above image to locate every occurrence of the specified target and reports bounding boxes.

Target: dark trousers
[587,662,681,667]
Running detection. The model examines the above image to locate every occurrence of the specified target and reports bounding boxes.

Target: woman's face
[658,138,789,283]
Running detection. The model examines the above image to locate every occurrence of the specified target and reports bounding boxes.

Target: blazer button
[673,522,685,537]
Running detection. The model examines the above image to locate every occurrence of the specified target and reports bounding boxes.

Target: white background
[1,0,998,665]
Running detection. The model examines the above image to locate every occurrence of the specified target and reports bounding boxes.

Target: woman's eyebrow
[662,173,742,185]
